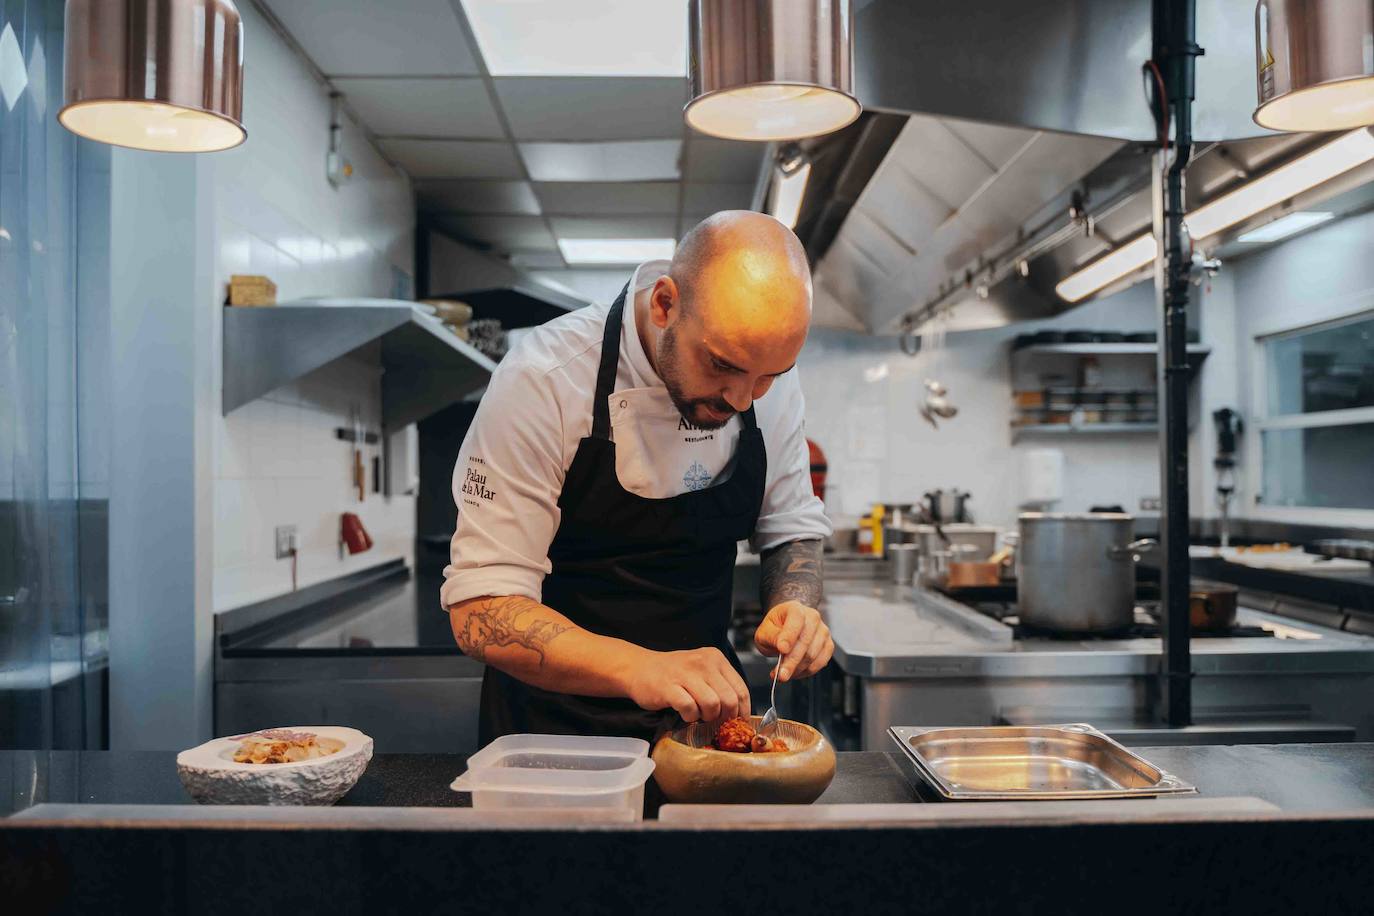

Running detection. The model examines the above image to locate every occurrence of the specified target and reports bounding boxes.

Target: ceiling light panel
[462,0,687,76]
[1236,211,1335,244]
[520,140,682,182]
[558,238,677,264]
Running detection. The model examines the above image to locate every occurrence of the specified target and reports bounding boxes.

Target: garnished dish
[711,716,790,753]
[230,728,342,764]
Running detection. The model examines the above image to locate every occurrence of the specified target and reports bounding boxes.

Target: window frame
[1249,304,1374,522]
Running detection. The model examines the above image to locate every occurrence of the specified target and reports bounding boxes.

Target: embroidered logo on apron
[683,461,712,491]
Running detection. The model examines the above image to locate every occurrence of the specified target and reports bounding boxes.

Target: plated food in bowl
[176,725,372,805]
[652,715,836,804]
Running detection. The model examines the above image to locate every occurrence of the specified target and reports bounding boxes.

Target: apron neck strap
[592,282,630,440]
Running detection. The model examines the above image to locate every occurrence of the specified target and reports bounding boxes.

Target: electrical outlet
[1139,497,1162,512]
[275,525,297,559]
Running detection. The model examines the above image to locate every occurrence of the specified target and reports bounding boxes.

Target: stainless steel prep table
[822,577,1374,749]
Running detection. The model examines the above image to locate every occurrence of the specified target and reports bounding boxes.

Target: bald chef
[442,211,833,743]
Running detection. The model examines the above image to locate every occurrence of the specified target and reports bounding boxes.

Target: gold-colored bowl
[651,716,836,805]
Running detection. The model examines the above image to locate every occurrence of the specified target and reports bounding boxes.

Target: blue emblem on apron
[683,461,712,491]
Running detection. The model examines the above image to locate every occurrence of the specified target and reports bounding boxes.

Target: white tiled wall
[797,283,1186,531]
[209,2,416,611]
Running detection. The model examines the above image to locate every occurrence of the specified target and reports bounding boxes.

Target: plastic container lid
[452,734,653,795]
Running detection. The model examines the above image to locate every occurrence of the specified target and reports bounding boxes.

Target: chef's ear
[648,276,682,329]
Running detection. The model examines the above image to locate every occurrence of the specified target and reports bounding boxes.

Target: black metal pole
[1152,0,1201,729]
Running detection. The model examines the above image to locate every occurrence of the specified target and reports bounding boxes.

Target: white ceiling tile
[520,140,682,182]
[260,0,479,76]
[332,78,502,138]
[685,138,767,182]
[496,77,687,140]
[549,215,679,238]
[434,214,557,250]
[416,180,541,215]
[682,183,755,213]
[462,0,687,77]
[378,140,524,179]
[535,182,679,215]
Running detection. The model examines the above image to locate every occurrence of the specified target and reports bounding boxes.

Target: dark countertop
[1,750,923,817]
[7,743,1374,818]
[7,746,1374,914]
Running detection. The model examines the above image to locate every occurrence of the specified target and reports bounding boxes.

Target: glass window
[1258,312,1374,511]
[1266,314,1374,415]
[1260,424,1374,509]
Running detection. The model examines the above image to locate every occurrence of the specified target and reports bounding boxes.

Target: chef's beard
[658,322,736,430]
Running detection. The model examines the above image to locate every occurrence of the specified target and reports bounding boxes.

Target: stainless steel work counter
[820,578,1374,747]
[823,580,1374,679]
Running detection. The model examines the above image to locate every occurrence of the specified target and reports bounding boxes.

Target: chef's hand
[754,601,833,682]
[624,647,751,723]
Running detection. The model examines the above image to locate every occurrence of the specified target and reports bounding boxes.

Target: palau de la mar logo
[461,459,496,503]
[683,461,712,491]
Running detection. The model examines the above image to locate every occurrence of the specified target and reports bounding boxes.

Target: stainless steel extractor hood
[852,0,1272,143]
[421,228,590,328]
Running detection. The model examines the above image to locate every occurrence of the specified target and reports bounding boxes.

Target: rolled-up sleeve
[440,359,566,609]
[750,372,833,552]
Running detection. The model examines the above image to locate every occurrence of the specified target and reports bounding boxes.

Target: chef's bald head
[669,211,813,338]
[645,211,813,427]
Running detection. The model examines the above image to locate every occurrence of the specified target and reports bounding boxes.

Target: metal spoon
[758,665,780,736]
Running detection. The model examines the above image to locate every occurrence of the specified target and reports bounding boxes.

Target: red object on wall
[807,439,828,502]
[341,512,373,555]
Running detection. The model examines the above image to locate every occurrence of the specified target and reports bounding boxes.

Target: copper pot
[1189,584,1238,632]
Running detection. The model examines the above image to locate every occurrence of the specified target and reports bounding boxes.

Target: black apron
[478,283,767,744]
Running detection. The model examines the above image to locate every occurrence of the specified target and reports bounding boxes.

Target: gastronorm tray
[888,724,1197,801]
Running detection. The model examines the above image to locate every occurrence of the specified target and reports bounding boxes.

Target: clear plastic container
[450,734,655,819]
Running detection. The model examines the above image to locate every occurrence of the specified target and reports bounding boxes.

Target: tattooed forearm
[760,539,824,610]
[452,596,571,667]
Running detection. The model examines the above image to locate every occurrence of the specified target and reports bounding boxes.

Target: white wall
[798,282,1187,530]
[207,2,416,611]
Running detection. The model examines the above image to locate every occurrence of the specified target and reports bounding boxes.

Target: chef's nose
[722,382,753,413]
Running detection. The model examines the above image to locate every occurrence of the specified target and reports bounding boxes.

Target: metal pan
[888,724,1196,801]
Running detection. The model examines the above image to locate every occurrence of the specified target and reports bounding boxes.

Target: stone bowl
[176,726,373,805]
[651,717,836,804]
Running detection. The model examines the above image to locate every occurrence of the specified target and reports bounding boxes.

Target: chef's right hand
[624,647,751,723]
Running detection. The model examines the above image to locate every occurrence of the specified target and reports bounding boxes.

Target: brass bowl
[651,716,836,804]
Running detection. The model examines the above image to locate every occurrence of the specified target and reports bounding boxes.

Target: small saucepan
[1189,584,1238,632]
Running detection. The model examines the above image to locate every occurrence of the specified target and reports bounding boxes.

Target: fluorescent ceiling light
[1055,128,1374,304]
[1236,211,1335,244]
[520,140,681,182]
[558,238,676,265]
[1054,235,1157,304]
[1185,128,1374,240]
[768,162,812,230]
[461,0,686,76]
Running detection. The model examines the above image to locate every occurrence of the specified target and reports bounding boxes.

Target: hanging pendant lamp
[1255,0,1374,132]
[60,0,245,153]
[686,0,859,142]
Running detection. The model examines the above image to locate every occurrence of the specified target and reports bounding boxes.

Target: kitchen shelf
[1011,422,1159,442]
[1013,342,1212,359]
[222,302,497,429]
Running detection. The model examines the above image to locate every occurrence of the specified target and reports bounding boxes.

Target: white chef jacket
[441,261,832,609]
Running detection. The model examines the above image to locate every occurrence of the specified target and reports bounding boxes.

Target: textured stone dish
[176,726,373,806]
[652,717,836,804]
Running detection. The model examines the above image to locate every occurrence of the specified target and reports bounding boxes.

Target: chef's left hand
[754,601,833,682]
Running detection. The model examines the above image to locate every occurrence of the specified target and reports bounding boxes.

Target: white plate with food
[176,726,373,806]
